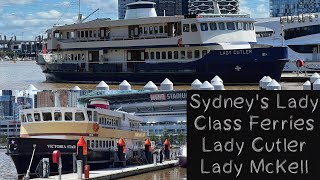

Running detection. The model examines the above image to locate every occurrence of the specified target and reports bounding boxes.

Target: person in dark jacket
[160,149,163,163]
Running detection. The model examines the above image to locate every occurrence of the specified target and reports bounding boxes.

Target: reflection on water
[119,167,187,180]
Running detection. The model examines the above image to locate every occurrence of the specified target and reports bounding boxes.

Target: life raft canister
[296,59,304,68]
[93,123,100,132]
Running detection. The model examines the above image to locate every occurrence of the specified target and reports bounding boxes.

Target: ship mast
[77,0,82,23]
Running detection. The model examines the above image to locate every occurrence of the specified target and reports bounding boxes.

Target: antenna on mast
[77,0,82,23]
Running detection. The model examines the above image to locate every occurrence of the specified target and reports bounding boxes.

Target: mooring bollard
[153,153,157,165]
[303,81,311,90]
[77,160,83,179]
[84,165,90,179]
[310,73,320,90]
[52,150,62,180]
[211,80,225,90]
[200,81,214,90]
[77,136,87,172]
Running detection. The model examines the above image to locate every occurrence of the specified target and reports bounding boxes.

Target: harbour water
[0,150,18,180]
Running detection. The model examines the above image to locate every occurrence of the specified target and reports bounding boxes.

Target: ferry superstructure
[6,99,146,177]
[37,1,288,84]
[256,14,320,71]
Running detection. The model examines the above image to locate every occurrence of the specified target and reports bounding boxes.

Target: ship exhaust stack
[124,1,157,20]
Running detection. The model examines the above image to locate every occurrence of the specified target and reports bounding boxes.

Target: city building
[37,91,55,108]
[118,0,188,19]
[0,90,19,136]
[189,0,240,15]
[270,0,320,17]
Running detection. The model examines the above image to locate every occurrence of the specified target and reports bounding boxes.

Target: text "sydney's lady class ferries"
[37,1,288,84]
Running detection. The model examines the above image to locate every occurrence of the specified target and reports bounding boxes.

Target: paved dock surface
[33,160,178,180]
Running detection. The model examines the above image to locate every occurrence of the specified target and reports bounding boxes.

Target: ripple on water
[0,150,18,180]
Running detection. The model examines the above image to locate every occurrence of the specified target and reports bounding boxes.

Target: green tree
[161,128,169,143]
[149,133,157,142]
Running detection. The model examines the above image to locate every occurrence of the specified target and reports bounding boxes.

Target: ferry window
[201,23,208,31]
[151,52,155,59]
[91,140,94,148]
[154,26,158,34]
[168,51,173,59]
[112,141,114,147]
[93,111,98,122]
[54,32,60,38]
[103,141,106,148]
[67,32,70,39]
[27,114,33,122]
[77,31,80,38]
[160,26,164,33]
[227,22,236,30]
[71,32,75,38]
[243,23,248,30]
[134,27,139,36]
[75,112,85,121]
[78,54,81,61]
[183,24,190,32]
[34,113,41,122]
[107,141,109,148]
[141,52,145,60]
[89,31,93,38]
[54,112,62,121]
[187,51,193,59]
[65,112,73,121]
[139,27,143,35]
[87,111,92,121]
[202,50,208,56]
[81,31,84,38]
[191,24,198,32]
[195,50,200,58]
[87,140,90,148]
[209,23,217,30]
[250,23,254,30]
[218,22,225,30]
[85,31,88,38]
[127,52,132,60]
[93,30,96,38]
[144,52,149,59]
[156,52,160,59]
[180,51,186,59]
[149,26,153,34]
[162,52,167,59]
[236,22,242,30]
[174,51,179,59]
[21,114,26,123]
[99,140,102,148]
[144,27,148,34]
[96,140,99,148]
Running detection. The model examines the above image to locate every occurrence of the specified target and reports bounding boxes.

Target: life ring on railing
[93,123,100,132]
[56,44,61,51]
[296,59,305,68]
[177,38,183,47]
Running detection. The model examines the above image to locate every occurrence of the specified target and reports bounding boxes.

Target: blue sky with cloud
[0,0,269,40]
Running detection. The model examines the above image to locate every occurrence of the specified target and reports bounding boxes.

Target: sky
[0,0,269,40]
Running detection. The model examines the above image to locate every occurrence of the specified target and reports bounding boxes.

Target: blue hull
[39,47,288,84]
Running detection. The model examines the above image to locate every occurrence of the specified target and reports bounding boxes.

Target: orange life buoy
[93,123,99,132]
[177,38,183,47]
[296,59,304,68]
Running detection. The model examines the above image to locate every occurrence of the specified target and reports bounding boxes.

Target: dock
[33,160,179,180]
[281,72,311,82]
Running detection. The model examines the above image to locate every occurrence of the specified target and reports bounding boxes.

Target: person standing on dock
[160,149,163,163]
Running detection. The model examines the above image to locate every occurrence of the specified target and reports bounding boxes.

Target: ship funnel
[124,1,157,20]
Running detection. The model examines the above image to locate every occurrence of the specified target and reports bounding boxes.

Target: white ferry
[256,13,320,72]
[6,99,146,177]
[37,1,288,84]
